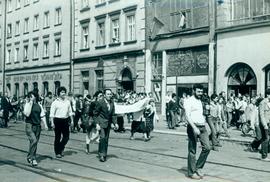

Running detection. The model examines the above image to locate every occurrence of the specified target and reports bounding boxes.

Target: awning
[150,34,209,52]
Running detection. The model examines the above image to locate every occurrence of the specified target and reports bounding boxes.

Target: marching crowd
[0,84,270,180]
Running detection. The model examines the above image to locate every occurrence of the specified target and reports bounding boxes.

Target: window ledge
[15,7,21,11]
[23,32,29,35]
[33,29,39,32]
[7,10,12,14]
[15,34,20,37]
[54,55,61,58]
[80,48,90,52]
[24,4,30,7]
[23,59,29,62]
[7,36,12,39]
[32,58,39,61]
[95,2,106,8]
[43,26,50,30]
[14,61,20,64]
[95,45,106,49]
[123,40,137,45]
[109,42,121,47]
[109,0,120,3]
[6,62,11,65]
[80,6,90,12]
[42,56,49,59]
[54,23,62,27]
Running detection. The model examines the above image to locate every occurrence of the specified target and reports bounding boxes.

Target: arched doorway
[121,68,134,91]
[227,63,257,97]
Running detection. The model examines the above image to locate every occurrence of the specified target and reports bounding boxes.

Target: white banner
[114,98,149,114]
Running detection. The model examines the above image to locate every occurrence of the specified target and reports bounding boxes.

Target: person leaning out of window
[23,91,47,167]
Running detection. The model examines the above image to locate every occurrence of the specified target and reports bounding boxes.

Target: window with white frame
[81,24,89,49]
[33,43,38,59]
[43,41,49,57]
[6,49,11,64]
[14,47,19,62]
[16,0,21,9]
[55,8,62,25]
[54,38,61,56]
[7,23,12,38]
[111,18,120,43]
[97,21,105,46]
[126,14,136,41]
[23,45,28,60]
[7,0,12,12]
[44,11,50,28]
[33,14,39,30]
[15,21,20,35]
[24,18,29,33]
[82,0,89,8]
[96,0,105,4]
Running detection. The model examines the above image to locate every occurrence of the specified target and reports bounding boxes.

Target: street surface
[0,121,269,182]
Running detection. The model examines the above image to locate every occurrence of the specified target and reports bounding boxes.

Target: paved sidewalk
[123,114,253,144]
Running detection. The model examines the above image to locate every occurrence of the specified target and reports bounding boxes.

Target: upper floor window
[44,11,50,28]
[15,21,20,35]
[16,0,21,9]
[24,0,30,6]
[33,14,39,30]
[97,21,105,46]
[33,43,38,59]
[7,23,12,38]
[82,0,89,8]
[81,24,89,49]
[43,41,49,57]
[7,0,12,12]
[6,49,11,64]
[54,38,61,56]
[14,48,19,63]
[24,18,29,33]
[55,8,62,25]
[23,45,29,60]
[111,18,120,43]
[126,14,136,41]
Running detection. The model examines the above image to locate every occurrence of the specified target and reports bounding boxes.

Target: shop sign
[12,72,63,82]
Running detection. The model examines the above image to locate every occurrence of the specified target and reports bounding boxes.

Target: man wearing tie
[94,89,118,162]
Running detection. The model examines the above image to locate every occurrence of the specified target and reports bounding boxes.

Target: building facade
[73,0,146,96]
[145,0,214,115]
[3,0,72,98]
[0,0,5,92]
[215,0,270,97]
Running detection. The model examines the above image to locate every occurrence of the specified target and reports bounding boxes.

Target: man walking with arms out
[184,84,211,180]
[94,89,118,162]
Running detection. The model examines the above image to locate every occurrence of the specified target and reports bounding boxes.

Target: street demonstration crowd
[0,85,269,180]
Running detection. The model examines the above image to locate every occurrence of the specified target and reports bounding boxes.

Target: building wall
[216,26,270,96]
[4,0,71,96]
[73,0,146,95]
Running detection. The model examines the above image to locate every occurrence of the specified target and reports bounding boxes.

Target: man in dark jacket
[1,92,12,128]
[94,89,118,162]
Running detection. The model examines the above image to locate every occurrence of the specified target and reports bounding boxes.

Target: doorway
[121,68,134,91]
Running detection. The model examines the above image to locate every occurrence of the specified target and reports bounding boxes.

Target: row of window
[7,81,60,98]
[7,8,61,38]
[81,10,136,50]
[81,0,118,9]
[6,36,61,64]
[7,0,39,12]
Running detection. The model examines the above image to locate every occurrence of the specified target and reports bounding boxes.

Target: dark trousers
[74,111,82,131]
[25,123,41,160]
[45,108,52,129]
[54,118,70,155]
[98,126,110,157]
[187,124,211,176]
[251,123,270,159]
[207,116,220,146]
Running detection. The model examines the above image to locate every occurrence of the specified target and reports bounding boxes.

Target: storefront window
[54,81,60,95]
[33,82,38,92]
[43,82,49,96]
[15,83,19,98]
[24,82,28,96]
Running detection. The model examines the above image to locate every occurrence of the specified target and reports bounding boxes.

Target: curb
[125,127,251,144]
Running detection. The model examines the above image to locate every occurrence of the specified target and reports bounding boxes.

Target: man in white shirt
[50,87,74,158]
[184,84,211,180]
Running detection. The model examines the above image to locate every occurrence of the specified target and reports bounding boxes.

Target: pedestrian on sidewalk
[50,87,74,158]
[93,89,118,162]
[168,93,178,129]
[43,92,54,130]
[1,92,12,128]
[24,91,47,166]
[249,89,270,161]
[184,84,211,180]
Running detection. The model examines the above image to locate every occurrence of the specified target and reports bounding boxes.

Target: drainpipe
[69,0,74,92]
[2,1,7,94]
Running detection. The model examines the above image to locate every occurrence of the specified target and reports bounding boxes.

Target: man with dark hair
[1,92,12,128]
[43,91,54,130]
[250,88,270,161]
[184,84,211,179]
[168,93,178,129]
[94,89,118,162]
[50,86,74,158]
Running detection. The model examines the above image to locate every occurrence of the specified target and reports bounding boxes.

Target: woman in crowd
[24,91,47,166]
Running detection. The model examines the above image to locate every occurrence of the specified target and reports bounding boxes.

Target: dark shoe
[55,154,62,158]
[188,174,201,180]
[27,158,31,164]
[99,156,106,162]
[261,157,270,162]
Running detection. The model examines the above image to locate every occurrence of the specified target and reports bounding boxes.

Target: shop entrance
[227,63,257,97]
[121,68,134,91]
